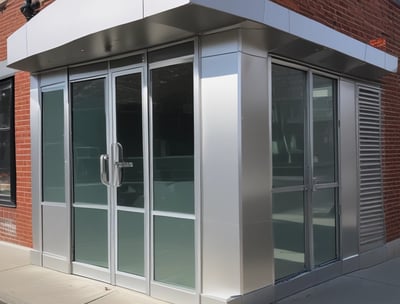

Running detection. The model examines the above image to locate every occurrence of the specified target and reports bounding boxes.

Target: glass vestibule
[70,46,196,300]
[272,63,338,280]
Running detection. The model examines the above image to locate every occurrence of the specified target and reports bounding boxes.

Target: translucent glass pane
[152,63,194,214]
[74,207,108,268]
[313,188,337,266]
[117,211,144,276]
[116,73,144,208]
[273,191,305,280]
[42,90,65,203]
[72,79,107,205]
[154,216,195,289]
[272,65,306,188]
[313,75,336,183]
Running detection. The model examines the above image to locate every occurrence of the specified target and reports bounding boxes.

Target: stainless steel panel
[200,29,240,58]
[192,0,266,23]
[42,253,69,273]
[30,76,41,254]
[144,0,189,17]
[201,50,241,298]
[240,52,273,292]
[42,204,69,257]
[339,79,359,258]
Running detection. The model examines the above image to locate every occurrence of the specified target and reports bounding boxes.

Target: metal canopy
[7,0,398,80]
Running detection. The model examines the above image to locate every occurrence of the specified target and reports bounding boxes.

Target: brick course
[272,0,400,242]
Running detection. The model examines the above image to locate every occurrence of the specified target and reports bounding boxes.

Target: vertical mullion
[305,70,314,271]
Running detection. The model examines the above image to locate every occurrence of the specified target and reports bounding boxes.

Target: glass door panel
[115,73,144,208]
[272,64,338,280]
[72,79,108,205]
[272,65,306,188]
[114,71,145,279]
[312,75,337,265]
[312,75,336,184]
[151,62,195,289]
[74,207,108,268]
[273,191,305,280]
[71,78,108,269]
[117,210,144,276]
[312,189,337,266]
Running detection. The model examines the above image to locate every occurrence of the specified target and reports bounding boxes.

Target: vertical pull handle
[115,143,123,187]
[99,154,109,186]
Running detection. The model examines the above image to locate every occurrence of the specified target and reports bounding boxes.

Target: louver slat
[358,85,385,252]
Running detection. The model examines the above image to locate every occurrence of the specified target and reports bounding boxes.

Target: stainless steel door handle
[115,161,133,168]
[99,154,109,186]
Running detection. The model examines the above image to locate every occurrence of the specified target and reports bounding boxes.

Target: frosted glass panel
[151,63,194,214]
[313,188,337,265]
[72,79,107,205]
[154,216,195,289]
[74,207,108,268]
[42,90,65,203]
[273,191,305,280]
[117,211,144,276]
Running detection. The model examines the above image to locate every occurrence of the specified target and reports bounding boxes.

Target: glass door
[71,77,110,280]
[70,50,197,303]
[311,75,338,266]
[272,63,338,281]
[113,69,147,291]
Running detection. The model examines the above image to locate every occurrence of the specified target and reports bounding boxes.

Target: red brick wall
[272,0,400,242]
[0,0,54,247]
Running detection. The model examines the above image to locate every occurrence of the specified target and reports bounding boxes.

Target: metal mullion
[106,63,116,285]
[305,70,314,271]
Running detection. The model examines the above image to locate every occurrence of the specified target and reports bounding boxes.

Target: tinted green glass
[116,73,144,208]
[117,211,144,276]
[272,65,306,188]
[313,75,336,183]
[74,207,108,268]
[273,191,305,280]
[71,79,107,205]
[42,90,65,203]
[154,216,195,289]
[151,63,194,214]
[313,188,337,266]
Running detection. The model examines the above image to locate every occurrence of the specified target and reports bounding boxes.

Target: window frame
[0,77,16,207]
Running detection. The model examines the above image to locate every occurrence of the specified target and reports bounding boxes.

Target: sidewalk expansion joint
[84,290,115,304]
[346,274,400,288]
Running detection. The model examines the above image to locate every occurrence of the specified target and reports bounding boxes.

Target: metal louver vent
[358,85,385,252]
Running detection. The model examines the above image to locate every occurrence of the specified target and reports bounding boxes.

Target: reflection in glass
[273,191,305,280]
[313,75,336,183]
[42,90,65,203]
[117,211,144,276]
[151,63,194,214]
[313,189,337,266]
[154,216,195,289]
[0,80,14,204]
[272,65,306,188]
[71,79,107,205]
[74,207,108,268]
[116,73,144,208]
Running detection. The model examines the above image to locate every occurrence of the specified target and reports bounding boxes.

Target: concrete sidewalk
[0,242,166,304]
[276,257,400,304]
[1,241,400,304]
